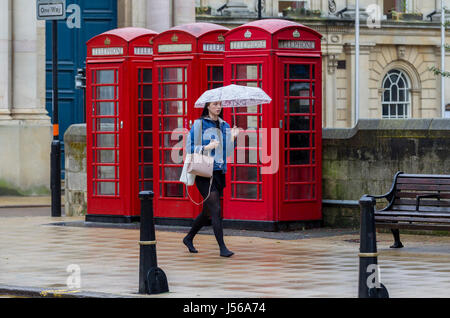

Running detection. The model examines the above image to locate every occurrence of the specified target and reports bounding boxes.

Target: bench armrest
[416,194,441,211]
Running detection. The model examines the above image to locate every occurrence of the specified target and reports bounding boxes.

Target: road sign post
[37,0,66,217]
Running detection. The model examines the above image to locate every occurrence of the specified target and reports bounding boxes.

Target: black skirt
[195,170,226,198]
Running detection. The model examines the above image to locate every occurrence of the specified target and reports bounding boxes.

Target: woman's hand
[204,139,220,151]
[231,126,240,139]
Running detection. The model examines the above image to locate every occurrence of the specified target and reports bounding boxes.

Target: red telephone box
[85,27,158,223]
[151,23,229,223]
[222,19,323,230]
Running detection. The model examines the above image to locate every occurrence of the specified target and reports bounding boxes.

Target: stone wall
[64,119,450,226]
[64,124,87,216]
[322,118,450,227]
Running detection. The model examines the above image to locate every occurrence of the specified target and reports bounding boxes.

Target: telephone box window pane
[289,150,310,164]
[143,101,152,114]
[162,84,183,99]
[143,69,152,83]
[97,118,115,132]
[163,150,177,164]
[236,65,258,79]
[289,133,310,148]
[236,166,258,182]
[164,183,183,197]
[143,117,152,130]
[164,167,182,181]
[97,134,115,148]
[97,150,115,163]
[288,167,313,182]
[236,184,257,199]
[163,117,183,130]
[163,133,182,148]
[289,65,310,80]
[289,116,310,131]
[289,83,310,97]
[98,182,115,195]
[143,134,152,147]
[162,68,183,82]
[289,99,309,113]
[97,86,114,100]
[163,101,184,115]
[212,66,223,81]
[289,184,312,200]
[143,181,153,191]
[144,165,153,178]
[97,102,114,115]
[143,149,153,162]
[143,85,152,99]
[97,70,115,84]
[97,166,115,180]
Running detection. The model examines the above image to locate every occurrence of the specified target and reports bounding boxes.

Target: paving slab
[0,209,449,298]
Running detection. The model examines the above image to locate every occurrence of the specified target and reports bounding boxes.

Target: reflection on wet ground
[0,216,449,298]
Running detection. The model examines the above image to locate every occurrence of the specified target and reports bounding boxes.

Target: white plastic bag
[179,153,196,186]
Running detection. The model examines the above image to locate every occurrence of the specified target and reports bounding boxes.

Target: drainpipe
[355,0,360,127]
[441,0,446,118]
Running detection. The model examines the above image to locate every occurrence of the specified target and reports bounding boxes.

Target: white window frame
[381,69,411,119]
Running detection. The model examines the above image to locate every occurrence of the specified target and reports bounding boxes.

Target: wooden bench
[369,171,450,248]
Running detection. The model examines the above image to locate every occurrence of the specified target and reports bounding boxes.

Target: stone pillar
[146,0,172,32]
[0,0,51,196]
[64,124,87,216]
[11,0,48,121]
[345,42,375,126]
[0,0,12,120]
[322,34,344,128]
[174,0,195,26]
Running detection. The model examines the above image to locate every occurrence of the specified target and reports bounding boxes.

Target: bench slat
[393,199,450,207]
[375,216,450,223]
[397,184,450,191]
[397,177,450,185]
[375,223,450,231]
[375,211,450,218]
[394,192,450,199]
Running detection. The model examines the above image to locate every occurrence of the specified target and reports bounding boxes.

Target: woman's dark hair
[201,102,223,119]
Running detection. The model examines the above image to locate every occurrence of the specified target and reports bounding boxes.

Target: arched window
[382,69,411,119]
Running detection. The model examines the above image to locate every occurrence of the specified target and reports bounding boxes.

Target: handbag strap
[194,118,202,152]
[186,176,213,206]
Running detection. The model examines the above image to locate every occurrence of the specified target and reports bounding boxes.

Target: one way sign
[36,0,66,20]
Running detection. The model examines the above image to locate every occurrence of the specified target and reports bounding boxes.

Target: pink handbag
[186,148,214,178]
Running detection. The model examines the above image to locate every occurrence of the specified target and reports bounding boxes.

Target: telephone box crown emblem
[171,34,178,43]
[244,30,252,38]
[218,34,225,42]
[293,30,300,38]
[104,37,111,45]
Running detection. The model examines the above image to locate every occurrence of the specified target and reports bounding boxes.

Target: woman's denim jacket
[186,116,236,173]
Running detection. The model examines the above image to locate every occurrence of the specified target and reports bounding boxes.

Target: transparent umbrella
[194,84,272,125]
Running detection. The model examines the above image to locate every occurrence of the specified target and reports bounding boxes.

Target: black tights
[184,190,233,257]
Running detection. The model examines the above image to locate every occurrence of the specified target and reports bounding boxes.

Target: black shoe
[183,237,198,253]
[220,248,234,257]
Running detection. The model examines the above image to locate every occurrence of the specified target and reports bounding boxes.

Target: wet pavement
[0,199,449,298]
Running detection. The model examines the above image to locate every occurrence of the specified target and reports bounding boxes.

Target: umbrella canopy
[194,84,272,108]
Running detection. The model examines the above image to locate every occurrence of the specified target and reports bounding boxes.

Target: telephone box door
[223,58,274,221]
[87,64,127,214]
[154,60,197,218]
[277,57,322,221]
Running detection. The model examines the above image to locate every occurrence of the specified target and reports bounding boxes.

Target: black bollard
[138,191,169,294]
[50,140,61,217]
[358,195,389,298]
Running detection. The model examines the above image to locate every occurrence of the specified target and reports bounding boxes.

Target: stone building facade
[0,0,195,195]
[196,0,450,127]
[1,0,448,195]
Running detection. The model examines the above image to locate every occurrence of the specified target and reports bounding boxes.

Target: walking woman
[183,101,239,257]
